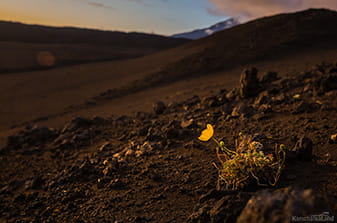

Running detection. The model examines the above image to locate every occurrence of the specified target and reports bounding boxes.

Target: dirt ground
[1,61,337,222]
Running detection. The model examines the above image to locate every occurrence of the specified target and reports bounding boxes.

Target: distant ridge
[0,21,188,47]
[171,18,239,40]
[0,21,189,73]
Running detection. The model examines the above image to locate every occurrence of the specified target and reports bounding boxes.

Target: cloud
[123,0,153,7]
[87,1,114,10]
[68,0,114,10]
[207,0,337,21]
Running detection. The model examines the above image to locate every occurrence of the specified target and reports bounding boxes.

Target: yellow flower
[198,124,214,141]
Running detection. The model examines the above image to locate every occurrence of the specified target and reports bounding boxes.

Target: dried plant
[199,124,286,190]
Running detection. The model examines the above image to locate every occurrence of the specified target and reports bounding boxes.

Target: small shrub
[199,124,286,190]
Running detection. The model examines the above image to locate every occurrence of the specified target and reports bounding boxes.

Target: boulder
[237,187,334,223]
[153,101,166,115]
[239,67,262,98]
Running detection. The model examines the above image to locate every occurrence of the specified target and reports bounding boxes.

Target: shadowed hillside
[155,9,337,82]
[0,21,189,73]
[95,9,337,99]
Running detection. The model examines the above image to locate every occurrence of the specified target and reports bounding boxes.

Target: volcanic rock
[153,101,166,115]
[226,88,238,101]
[261,71,279,84]
[239,67,262,98]
[188,190,252,223]
[231,103,256,118]
[6,125,58,150]
[254,91,270,106]
[237,187,334,223]
[61,117,92,134]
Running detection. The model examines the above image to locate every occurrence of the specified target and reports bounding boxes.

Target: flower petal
[198,124,214,141]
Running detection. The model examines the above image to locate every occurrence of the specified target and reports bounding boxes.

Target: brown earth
[0,9,337,223]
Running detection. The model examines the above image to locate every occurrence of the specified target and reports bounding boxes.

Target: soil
[1,62,337,222]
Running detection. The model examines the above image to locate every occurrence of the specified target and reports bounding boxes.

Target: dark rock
[261,71,278,84]
[146,127,163,141]
[210,193,251,223]
[58,158,101,183]
[187,204,212,223]
[226,88,238,101]
[188,191,252,223]
[166,127,183,140]
[167,101,179,109]
[321,74,337,92]
[280,77,301,90]
[153,101,166,115]
[266,84,281,94]
[98,142,111,152]
[237,187,334,223]
[231,103,256,118]
[272,93,287,105]
[72,130,90,142]
[6,125,58,150]
[184,95,201,106]
[313,74,337,95]
[135,112,152,120]
[217,94,228,105]
[239,67,262,98]
[135,141,157,157]
[303,83,313,93]
[202,96,222,108]
[258,104,272,113]
[291,136,313,161]
[164,120,191,141]
[254,91,270,106]
[102,159,118,177]
[61,117,92,134]
[139,126,150,136]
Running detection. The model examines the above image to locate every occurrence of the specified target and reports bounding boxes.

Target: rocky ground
[1,62,337,222]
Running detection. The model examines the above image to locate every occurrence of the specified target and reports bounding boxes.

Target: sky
[1,0,337,36]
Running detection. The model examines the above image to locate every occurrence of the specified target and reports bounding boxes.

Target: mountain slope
[0,21,188,47]
[0,21,189,73]
[171,18,239,39]
[161,9,337,82]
